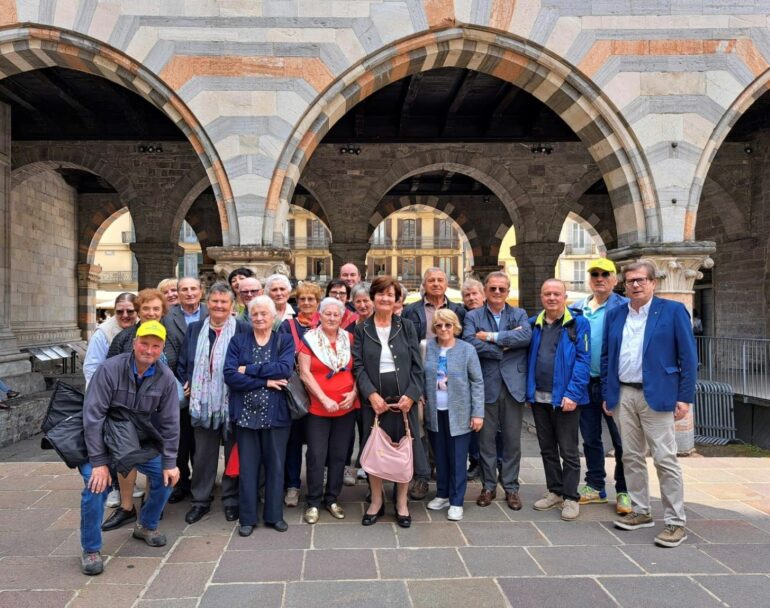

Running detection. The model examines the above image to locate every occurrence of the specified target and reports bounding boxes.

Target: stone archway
[0,24,239,245]
[266,25,654,248]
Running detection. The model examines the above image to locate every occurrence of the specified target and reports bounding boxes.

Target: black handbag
[285,370,309,420]
[40,381,89,468]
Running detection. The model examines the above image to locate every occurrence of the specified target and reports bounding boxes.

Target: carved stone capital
[77,263,102,289]
[207,246,293,282]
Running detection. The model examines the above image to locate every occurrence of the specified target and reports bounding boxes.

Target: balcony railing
[288,236,330,249]
[696,336,770,401]
[564,280,586,291]
[564,243,595,255]
[369,238,393,249]
[99,270,138,284]
[395,236,460,249]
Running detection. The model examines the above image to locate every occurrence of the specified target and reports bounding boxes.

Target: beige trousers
[615,385,686,526]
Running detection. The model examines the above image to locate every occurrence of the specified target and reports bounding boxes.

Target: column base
[207,246,293,280]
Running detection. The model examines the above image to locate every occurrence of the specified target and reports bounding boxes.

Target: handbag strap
[374,407,411,440]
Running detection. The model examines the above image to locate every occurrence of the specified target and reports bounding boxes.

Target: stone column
[207,245,293,282]
[510,241,565,314]
[0,102,30,376]
[470,264,502,281]
[328,242,369,280]
[607,242,716,312]
[130,242,183,290]
[77,263,102,340]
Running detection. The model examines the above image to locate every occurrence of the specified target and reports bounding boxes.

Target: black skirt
[361,371,419,448]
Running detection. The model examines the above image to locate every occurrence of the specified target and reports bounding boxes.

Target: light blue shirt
[83,330,109,388]
[182,306,202,326]
[582,298,608,378]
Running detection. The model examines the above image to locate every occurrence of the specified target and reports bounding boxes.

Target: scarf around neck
[189,316,236,431]
[303,326,351,377]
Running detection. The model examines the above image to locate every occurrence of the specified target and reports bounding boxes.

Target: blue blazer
[601,296,697,412]
[462,304,531,403]
[403,297,466,341]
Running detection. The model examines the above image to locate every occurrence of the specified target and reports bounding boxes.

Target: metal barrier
[696,336,770,401]
[693,381,736,445]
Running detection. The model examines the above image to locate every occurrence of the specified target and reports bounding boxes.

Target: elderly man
[463,271,531,510]
[527,279,591,521]
[228,267,255,314]
[79,321,180,575]
[163,276,208,504]
[265,273,295,329]
[237,277,263,322]
[602,260,697,548]
[572,258,630,514]
[461,278,485,311]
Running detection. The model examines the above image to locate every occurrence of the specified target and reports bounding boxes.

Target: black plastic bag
[40,382,88,468]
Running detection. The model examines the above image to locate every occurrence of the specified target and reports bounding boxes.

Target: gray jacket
[423,339,484,437]
[162,303,209,376]
[83,353,180,470]
[462,304,531,403]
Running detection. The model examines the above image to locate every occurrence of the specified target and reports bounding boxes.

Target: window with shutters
[438,256,452,277]
[372,223,388,248]
[572,261,586,290]
[401,219,417,247]
[570,222,587,253]
[401,257,417,278]
[308,219,327,247]
[436,219,454,247]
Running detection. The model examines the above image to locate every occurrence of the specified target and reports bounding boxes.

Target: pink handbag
[360,407,413,484]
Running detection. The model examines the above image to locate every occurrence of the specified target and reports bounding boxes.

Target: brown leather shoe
[476,489,496,507]
[506,491,522,511]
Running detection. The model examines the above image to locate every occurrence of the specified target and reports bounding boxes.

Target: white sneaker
[284,487,300,507]
[105,489,120,508]
[447,506,464,521]
[132,487,145,499]
[357,468,367,480]
[343,466,356,486]
[533,491,564,511]
[561,499,580,521]
[427,497,450,510]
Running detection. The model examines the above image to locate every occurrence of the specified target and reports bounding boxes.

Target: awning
[96,289,137,309]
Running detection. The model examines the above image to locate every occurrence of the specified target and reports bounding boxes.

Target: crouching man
[79,320,180,575]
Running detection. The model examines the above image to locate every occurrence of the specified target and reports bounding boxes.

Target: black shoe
[101,506,137,532]
[269,520,288,533]
[238,525,254,537]
[184,506,210,524]
[168,487,188,504]
[224,506,239,522]
[5,391,19,399]
[396,513,412,528]
[362,503,385,526]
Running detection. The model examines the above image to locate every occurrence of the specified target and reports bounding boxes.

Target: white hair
[264,273,291,292]
[319,297,345,315]
[247,295,277,317]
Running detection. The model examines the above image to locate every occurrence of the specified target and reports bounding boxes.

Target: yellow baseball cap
[587,258,617,274]
[135,320,167,342]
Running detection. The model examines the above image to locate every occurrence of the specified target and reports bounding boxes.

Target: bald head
[238,277,263,306]
[339,263,361,288]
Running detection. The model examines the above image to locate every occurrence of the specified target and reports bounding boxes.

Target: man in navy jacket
[601,260,697,548]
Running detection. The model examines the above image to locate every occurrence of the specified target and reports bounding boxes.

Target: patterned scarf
[303,326,351,377]
[189,317,236,431]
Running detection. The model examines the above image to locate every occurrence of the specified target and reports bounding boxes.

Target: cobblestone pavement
[0,432,768,608]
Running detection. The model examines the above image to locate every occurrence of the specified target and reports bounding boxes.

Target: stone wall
[10,170,81,346]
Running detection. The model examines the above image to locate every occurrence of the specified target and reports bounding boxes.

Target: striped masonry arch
[266,25,656,249]
[0,24,239,246]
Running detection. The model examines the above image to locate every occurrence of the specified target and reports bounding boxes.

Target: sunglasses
[590,271,611,278]
[240,289,262,296]
[434,322,453,330]
[116,310,136,317]
[488,286,508,293]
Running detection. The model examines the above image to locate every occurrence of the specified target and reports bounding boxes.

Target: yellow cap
[587,258,617,274]
[135,320,166,342]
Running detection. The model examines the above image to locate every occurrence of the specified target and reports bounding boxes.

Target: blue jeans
[284,416,306,490]
[580,379,626,493]
[429,411,472,507]
[78,456,173,553]
[0,378,11,397]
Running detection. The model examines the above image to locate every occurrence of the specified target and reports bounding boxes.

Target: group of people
[76,256,697,576]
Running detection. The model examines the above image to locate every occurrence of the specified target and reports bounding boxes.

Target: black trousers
[532,402,581,502]
[177,407,196,490]
[305,410,357,507]
[237,425,290,526]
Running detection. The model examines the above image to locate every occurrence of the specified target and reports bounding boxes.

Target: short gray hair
[461,278,483,294]
[422,267,446,282]
[264,273,291,292]
[207,281,234,301]
[319,297,345,315]
[484,271,510,287]
[178,276,201,288]
[247,294,277,317]
[350,282,372,301]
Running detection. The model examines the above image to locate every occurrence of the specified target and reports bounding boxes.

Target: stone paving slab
[0,436,768,607]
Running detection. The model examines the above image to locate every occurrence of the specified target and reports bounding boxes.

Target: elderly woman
[101,289,180,532]
[178,283,250,525]
[325,279,358,328]
[157,278,179,308]
[346,282,373,331]
[265,273,295,329]
[298,297,359,523]
[352,276,427,528]
[83,292,137,387]
[224,295,295,536]
[424,309,484,521]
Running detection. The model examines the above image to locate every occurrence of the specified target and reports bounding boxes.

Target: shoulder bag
[360,406,413,483]
[284,323,309,419]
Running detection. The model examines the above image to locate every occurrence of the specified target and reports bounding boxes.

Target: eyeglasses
[240,289,262,296]
[116,309,136,317]
[329,291,347,297]
[488,286,508,293]
[590,271,611,278]
[434,322,453,330]
[624,277,651,286]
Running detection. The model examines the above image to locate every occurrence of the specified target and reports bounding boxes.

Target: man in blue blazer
[601,260,697,548]
[463,271,531,510]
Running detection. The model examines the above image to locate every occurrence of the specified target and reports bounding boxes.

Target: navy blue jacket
[177,319,251,386]
[403,297,466,341]
[601,296,697,412]
[526,309,591,407]
[223,331,295,428]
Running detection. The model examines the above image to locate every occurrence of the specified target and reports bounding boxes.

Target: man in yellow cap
[79,319,180,575]
[571,258,631,515]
